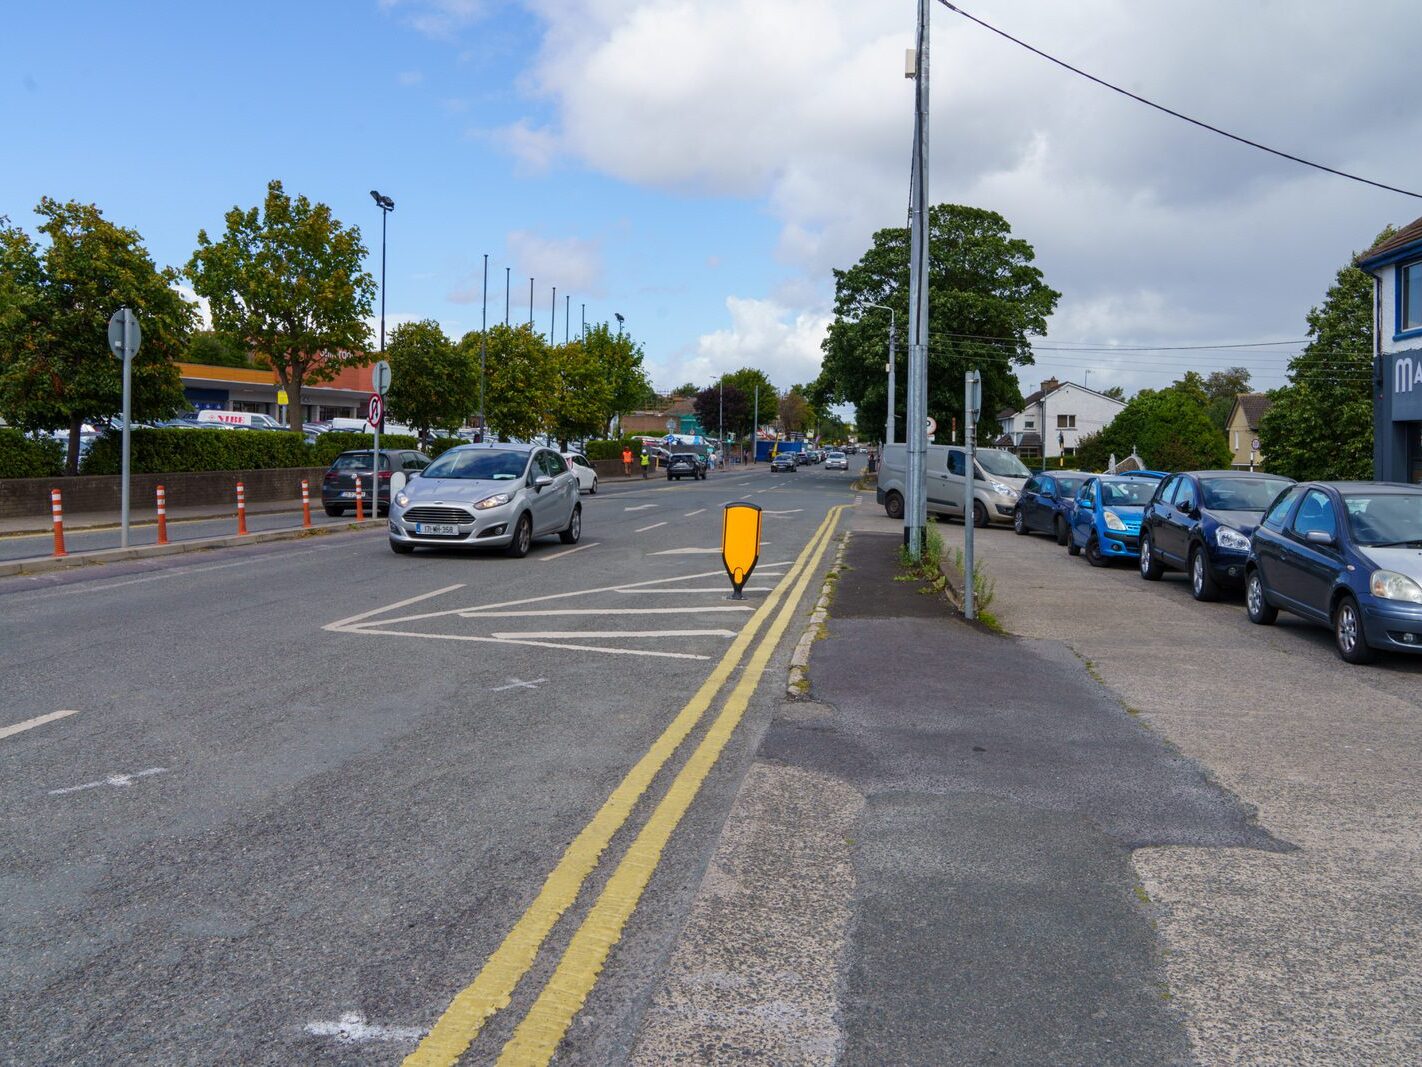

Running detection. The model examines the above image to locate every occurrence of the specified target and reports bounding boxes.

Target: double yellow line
[406,504,846,1066]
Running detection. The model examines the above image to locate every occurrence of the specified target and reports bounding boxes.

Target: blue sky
[7,1,1422,404]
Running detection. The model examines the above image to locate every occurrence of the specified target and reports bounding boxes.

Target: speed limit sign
[368,393,384,428]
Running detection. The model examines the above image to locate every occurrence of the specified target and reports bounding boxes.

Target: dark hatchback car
[1013,470,1091,544]
[322,448,430,516]
[1246,481,1422,663]
[770,453,797,472]
[1139,470,1295,599]
[667,452,708,481]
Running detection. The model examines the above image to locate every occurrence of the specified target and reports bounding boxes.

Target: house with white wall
[993,377,1125,462]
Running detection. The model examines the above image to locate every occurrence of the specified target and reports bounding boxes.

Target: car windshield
[1055,476,1086,496]
[1342,492,1422,546]
[976,449,1031,479]
[331,452,392,471]
[1200,477,1292,511]
[1099,479,1155,506]
[671,453,697,461]
[422,448,527,480]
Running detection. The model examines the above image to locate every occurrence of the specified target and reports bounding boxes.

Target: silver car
[825,451,848,470]
[388,443,581,557]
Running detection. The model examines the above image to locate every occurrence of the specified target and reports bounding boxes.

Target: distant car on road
[825,451,848,471]
[666,452,708,481]
[1013,470,1090,544]
[1067,475,1159,565]
[1246,481,1422,663]
[388,443,580,557]
[770,453,797,473]
[1138,470,1294,600]
[562,451,599,494]
[322,448,430,516]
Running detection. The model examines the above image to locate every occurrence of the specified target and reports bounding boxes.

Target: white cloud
[652,296,831,394]
[488,119,559,174]
[380,0,488,39]
[174,284,211,331]
[504,229,605,297]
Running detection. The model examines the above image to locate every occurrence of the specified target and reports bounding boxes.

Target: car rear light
[378,471,392,480]
[324,472,337,482]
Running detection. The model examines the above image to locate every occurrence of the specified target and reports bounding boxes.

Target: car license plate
[415,522,458,536]
[341,490,355,498]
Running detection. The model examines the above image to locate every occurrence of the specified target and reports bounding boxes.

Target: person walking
[640,450,650,479]
[622,445,633,477]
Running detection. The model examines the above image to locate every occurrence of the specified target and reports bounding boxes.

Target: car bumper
[1098,529,1141,556]
[1209,547,1250,586]
[388,504,518,547]
[1360,596,1422,653]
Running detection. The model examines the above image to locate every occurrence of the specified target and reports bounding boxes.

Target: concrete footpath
[631,508,1297,1065]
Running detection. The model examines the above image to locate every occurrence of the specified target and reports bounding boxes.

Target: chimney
[1040,377,1060,394]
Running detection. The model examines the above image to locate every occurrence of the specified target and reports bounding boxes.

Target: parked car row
[1009,466,1422,664]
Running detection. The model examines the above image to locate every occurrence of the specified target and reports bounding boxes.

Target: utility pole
[551,286,557,341]
[528,277,534,327]
[964,369,981,620]
[565,294,570,343]
[904,0,931,556]
[718,377,724,469]
[581,303,586,341]
[505,266,510,326]
[752,385,759,463]
[479,253,487,434]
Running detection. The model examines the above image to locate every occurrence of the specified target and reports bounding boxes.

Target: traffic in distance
[878,441,1422,665]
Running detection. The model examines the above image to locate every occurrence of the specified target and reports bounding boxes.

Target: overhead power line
[938,1,1422,200]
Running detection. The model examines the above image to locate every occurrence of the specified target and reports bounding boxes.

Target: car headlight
[395,492,410,508]
[1103,509,1127,531]
[990,481,1017,499]
[1370,569,1422,604]
[1214,526,1251,552]
[474,492,512,510]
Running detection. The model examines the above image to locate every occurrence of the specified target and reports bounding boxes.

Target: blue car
[1012,470,1091,544]
[1246,481,1422,663]
[1067,475,1160,566]
[1139,470,1295,599]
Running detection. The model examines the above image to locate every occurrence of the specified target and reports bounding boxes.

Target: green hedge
[425,436,464,460]
[79,428,422,475]
[584,438,644,461]
[0,429,65,479]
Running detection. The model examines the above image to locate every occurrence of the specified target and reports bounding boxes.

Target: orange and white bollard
[355,482,365,521]
[236,481,248,535]
[300,479,312,528]
[155,485,169,545]
[50,488,67,557]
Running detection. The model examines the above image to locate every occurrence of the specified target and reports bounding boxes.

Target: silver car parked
[388,443,581,557]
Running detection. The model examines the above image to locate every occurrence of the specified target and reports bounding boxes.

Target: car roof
[1179,469,1289,478]
[1306,480,1422,494]
[443,441,538,454]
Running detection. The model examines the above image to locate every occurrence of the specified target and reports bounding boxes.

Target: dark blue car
[1139,470,1295,600]
[1246,481,1422,663]
[1067,475,1160,566]
[1012,471,1091,544]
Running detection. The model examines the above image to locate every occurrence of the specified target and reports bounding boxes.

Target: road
[0,460,856,1064]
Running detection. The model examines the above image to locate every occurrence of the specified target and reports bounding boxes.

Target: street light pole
[505,266,510,326]
[904,0,931,557]
[479,253,488,435]
[565,294,570,343]
[752,385,759,464]
[551,286,556,341]
[529,277,534,327]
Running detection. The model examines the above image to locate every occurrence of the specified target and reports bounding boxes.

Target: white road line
[613,586,771,594]
[684,509,706,517]
[1,709,79,741]
[339,628,711,659]
[635,521,668,533]
[458,606,753,618]
[491,629,736,639]
[305,1012,424,1045]
[763,509,804,515]
[542,542,599,561]
[624,504,658,511]
[490,677,547,691]
[49,767,166,796]
[324,583,466,631]
[649,544,772,555]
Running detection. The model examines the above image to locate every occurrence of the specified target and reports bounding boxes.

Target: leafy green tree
[0,200,192,472]
[694,382,750,440]
[721,367,778,433]
[1100,385,1126,401]
[670,382,699,398]
[1198,367,1253,430]
[583,322,651,431]
[547,341,614,447]
[186,180,374,431]
[1086,378,1229,471]
[817,203,1060,442]
[387,319,475,439]
[185,330,252,368]
[1258,233,1389,481]
[481,324,551,441]
[778,386,811,434]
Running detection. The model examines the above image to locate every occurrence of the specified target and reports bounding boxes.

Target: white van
[877,443,1032,527]
[326,416,415,437]
[196,410,285,431]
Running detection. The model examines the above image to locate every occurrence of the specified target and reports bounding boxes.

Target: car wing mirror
[1176,501,1193,515]
[1304,529,1336,546]
[533,474,554,490]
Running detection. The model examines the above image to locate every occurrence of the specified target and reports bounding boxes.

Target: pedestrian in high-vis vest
[640,451,650,478]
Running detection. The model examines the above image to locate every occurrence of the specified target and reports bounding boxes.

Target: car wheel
[885,490,904,519]
[1245,570,1277,625]
[972,500,989,528]
[1054,516,1070,546]
[1189,545,1220,601]
[1013,508,1028,535]
[389,539,414,554]
[1333,595,1377,664]
[1067,534,1082,557]
[1086,534,1109,568]
[559,505,582,545]
[590,477,598,495]
[324,505,344,517]
[505,513,533,558]
[1139,531,1163,580]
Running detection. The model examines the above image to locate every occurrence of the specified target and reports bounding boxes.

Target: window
[1404,262,1422,333]
[1023,476,1041,494]
[1158,475,1181,505]
[1262,486,1304,531]
[402,452,428,471]
[1233,431,1240,450]
[1291,489,1338,541]
[538,451,569,476]
[947,450,966,476]
[1040,476,1056,496]
[1056,414,1076,429]
[1174,478,1199,511]
[1024,418,1035,430]
[1079,481,1096,507]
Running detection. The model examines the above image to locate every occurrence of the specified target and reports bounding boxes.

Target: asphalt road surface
[0,459,857,1064]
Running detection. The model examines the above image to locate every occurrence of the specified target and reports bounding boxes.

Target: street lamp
[615,312,624,335]
[369,190,395,366]
[865,304,896,445]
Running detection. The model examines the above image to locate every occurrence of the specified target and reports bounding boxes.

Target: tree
[1258,232,1390,481]
[0,200,192,472]
[817,203,1060,442]
[670,382,699,398]
[1085,378,1230,471]
[187,180,375,431]
[1100,385,1126,402]
[547,341,614,447]
[721,367,778,433]
[481,324,551,441]
[186,330,251,368]
[387,320,475,439]
[583,322,651,431]
[694,382,750,441]
[778,387,811,434]
[1202,366,1252,431]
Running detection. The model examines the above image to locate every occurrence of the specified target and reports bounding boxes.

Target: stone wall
[0,467,329,520]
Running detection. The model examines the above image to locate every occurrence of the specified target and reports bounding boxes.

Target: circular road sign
[368,393,385,428]
[926,416,938,436]
[1252,438,1261,452]
[107,307,141,362]
[372,360,392,396]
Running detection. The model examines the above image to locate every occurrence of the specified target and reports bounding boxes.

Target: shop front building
[1359,219,1422,484]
